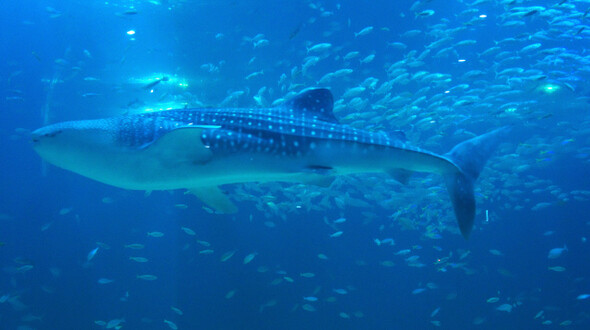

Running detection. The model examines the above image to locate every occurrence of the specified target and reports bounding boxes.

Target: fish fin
[299,165,336,187]
[300,174,336,187]
[188,186,238,214]
[304,165,334,174]
[144,127,213,165]
[443,173,476,239]
[386,169,412,185]
[281,88,338,123]
[443,126,511,239]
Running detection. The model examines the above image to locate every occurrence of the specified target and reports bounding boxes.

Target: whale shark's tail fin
[444,126,511,239]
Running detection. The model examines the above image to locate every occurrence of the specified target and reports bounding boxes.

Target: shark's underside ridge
[32,88,509,238]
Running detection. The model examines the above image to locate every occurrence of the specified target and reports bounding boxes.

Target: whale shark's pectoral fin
[299,174,335,187]
[188,186,238,214]
[144,127,214,165]
[386,169,413,185]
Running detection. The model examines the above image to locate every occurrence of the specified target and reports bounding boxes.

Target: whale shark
[32,88,509,238]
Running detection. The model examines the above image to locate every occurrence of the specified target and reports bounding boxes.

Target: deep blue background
[1,0,590,329]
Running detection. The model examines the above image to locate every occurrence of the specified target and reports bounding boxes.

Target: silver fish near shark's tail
[443,126,511,239]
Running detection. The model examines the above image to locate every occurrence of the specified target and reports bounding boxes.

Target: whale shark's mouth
[32,127,63,143]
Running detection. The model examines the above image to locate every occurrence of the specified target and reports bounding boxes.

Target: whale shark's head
[31,116,214,190]
[32,119,124,183]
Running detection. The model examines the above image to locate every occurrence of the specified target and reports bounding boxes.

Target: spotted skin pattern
[115,89,432,160]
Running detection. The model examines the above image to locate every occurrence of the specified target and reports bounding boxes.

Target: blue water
[2,0,590,329]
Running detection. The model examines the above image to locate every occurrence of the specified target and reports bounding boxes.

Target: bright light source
[479,14,487,18]
[126,30,136,35]
[541,84,560,94]
[458,59,466,62]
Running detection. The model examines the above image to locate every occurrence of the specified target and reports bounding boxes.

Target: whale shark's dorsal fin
[281,88,338,123]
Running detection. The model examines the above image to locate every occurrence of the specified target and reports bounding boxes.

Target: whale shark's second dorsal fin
[281,88,338,123]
